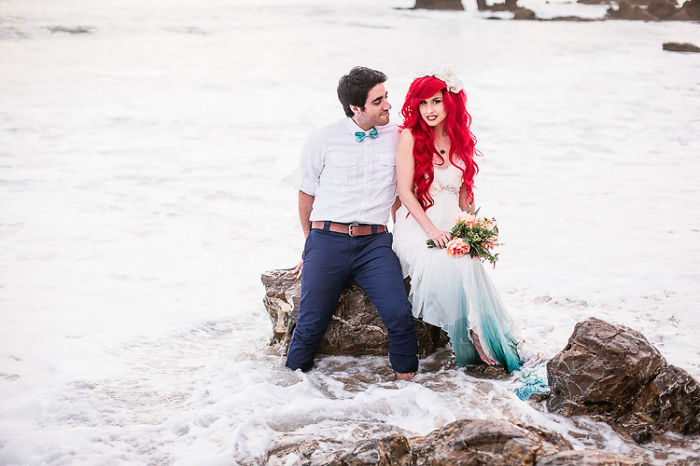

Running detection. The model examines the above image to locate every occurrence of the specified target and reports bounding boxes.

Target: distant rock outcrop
[605,0,700,20]
[547,317,700,443]
[663,42,700,52]
[261,268,449,359]
[606,0,660,19]
[47,26,93,34]
[513,7,537,19]
[414,0,465,10]
[477,0,518,11]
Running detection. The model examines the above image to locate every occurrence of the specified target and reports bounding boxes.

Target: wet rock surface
[605,0,700,20]
[663,42,700,52]
[537,449,642,465]
[414,0,465,10]
[261,268,450,358]
[304,419,646,465]
[547,317,700,443]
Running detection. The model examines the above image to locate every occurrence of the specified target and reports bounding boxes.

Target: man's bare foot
[395,372,416,381]
[470,330,499,366]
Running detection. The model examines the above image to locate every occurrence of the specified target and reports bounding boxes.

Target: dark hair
[337,66,387,117]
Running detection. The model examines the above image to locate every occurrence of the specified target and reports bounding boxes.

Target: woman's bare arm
[396,129,452,248]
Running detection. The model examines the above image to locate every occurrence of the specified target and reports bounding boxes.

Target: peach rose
[446,238,470,258]
[456,211,477,225]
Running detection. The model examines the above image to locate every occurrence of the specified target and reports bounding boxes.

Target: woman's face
[419,91,447,128]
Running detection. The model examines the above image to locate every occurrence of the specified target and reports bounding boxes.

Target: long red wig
[400,75,480,211]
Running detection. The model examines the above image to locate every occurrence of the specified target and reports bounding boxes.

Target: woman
[392,72,522,372]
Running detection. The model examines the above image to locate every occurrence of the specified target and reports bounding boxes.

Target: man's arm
[299,191,315,238]
[390,196,401,223]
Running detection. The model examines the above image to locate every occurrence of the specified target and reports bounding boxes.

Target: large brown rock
[647,0,680,18]
[414,0,464,10]
[317,419,575,465]
[672,0,700,18]
[606,0,660,19]
[261,268,449,359]
[663,42,700,52]
[269,419,645,465]
[513,7,537,19]
[547,317,700,443]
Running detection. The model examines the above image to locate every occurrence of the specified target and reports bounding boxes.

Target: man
[285,66,418,381]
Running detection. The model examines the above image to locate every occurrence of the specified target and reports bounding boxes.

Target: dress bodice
[429,161,463,196]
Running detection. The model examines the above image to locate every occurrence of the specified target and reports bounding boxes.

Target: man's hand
[293,259,303,279]
[395,372,416,381]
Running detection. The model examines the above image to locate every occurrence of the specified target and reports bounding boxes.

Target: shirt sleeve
[296,130,324,196]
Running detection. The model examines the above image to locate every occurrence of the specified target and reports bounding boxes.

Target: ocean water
[1,0,699,464]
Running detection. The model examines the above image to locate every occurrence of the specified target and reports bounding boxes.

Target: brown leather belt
[311,221,387,236]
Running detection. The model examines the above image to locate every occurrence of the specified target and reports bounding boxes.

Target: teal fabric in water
[514,363,550,400]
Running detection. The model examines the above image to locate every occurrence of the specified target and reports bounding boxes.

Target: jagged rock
[606,1,660,19]
[537,449,643,465]
[261,268,450,358]
[316,419,573,465]
[414,0,464,10]
[409,419,573,465]
[265,439,321,465]
[672,0,700,19]
[648,0,679,18]
[663,42,700,52]
[477,0,519,11]
[513,7,537,19]
[324,434,411,465]
[547,317,700,443]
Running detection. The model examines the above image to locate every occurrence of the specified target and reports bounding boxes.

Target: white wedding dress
[392,161,522,372]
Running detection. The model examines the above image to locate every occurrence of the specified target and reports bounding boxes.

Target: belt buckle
[348,222,360,236]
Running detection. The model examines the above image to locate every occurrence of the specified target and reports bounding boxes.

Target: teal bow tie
[355,127,379,142]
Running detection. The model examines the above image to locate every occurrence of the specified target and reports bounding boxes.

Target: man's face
[351,83,391,129]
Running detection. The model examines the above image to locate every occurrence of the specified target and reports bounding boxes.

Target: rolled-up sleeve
[297,130,324,196]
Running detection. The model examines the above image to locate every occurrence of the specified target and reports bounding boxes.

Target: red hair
[400,75,480,211]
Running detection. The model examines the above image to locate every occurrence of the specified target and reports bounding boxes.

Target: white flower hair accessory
[433,69,464,94]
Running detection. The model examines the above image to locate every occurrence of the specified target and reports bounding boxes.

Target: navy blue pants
[285,225,418,374]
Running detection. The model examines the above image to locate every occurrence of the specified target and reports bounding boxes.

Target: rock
[549,15,600,20]
[513,7,537,19]
[409,419,573,465]
[317,419,573,465]
[261,268,450,359]
[414,0,465,10]
[663,42,700,52]
[672,0,700,19]
[578,0,616,4]
[477,0,519,11]
[547,317,700,443]
[582,0,654,4]
[647,0,679,18]
[537,449,642,465]
[325,434,412,465]
[47,25,93,34]
[606,0,660,19]
[265,439,321,465]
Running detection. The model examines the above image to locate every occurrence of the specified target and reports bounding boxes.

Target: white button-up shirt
[297,118,400,225]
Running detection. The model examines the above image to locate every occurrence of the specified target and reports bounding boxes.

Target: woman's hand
[427,229,452,248]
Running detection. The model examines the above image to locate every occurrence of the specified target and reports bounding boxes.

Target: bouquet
[426,207,501,266]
